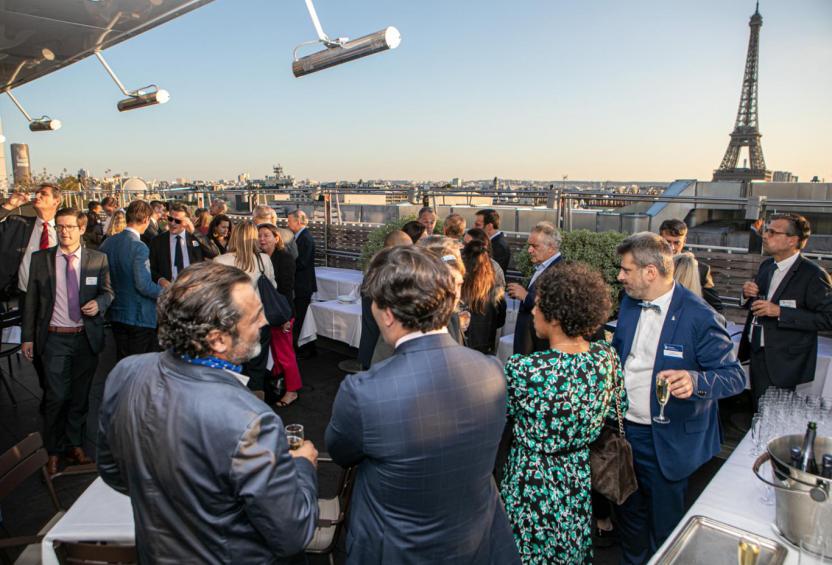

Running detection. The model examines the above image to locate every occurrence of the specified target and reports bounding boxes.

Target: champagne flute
[653,375,671,425]
[285,424,304,450]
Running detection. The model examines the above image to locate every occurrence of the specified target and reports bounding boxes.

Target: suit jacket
[22,247,113,354]
[738,254,832,387]
[490,232,511,275]
[326,333,520,565]
[99,230,164,329]
[141,220,160,247]
[513,255,562,355]
[149,231,210,283]
[0,215,36,299]
[697,260,724,313]
[293,229,317,299]
[97,351,318,564]
[612,285,745,481]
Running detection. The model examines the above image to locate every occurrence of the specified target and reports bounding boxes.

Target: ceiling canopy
[0,0,214,92]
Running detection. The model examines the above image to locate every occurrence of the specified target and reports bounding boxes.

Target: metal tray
[654,515,788,564]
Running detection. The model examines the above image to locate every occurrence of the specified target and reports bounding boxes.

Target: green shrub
[359,216,417,270]
[515,229,627,307]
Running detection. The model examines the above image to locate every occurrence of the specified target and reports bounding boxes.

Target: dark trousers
[41,332,98,455]
[292,296,314,352]
[750,347,793,410]
[617,422,689,565]
[242,326,271,392]
[111,321,158,361]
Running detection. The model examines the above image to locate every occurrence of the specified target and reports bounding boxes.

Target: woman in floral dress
[500,261,627,564]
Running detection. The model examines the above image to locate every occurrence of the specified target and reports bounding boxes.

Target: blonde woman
[103,210,126,240]
[673,252,702,297]
[417,235,468,344]
[214,220,276,396]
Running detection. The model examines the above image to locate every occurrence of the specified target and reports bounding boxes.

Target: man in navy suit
[739,214,832,405]
[148,202,210,283]
[287,209,317,357]
[507,221,562,355]
[612,232,744,564]
[475,208,512,274]
[100,200,168,360]
[326,246,520,565]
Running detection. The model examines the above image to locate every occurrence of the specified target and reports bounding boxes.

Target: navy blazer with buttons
[612,284,745,482]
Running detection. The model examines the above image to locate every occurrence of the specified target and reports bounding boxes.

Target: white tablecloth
[496,334,514,365]
[311,267,364,302]
[42,478,133,565]
[298,300,363,348]
[648,432,798,563]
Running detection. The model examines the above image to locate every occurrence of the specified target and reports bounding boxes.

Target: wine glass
[653,375,671,425]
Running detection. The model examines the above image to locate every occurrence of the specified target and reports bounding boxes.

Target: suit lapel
[770,254,802,304]
[756,260,776,296]
[615,298,640,362]
[47,248,57,302]
[79,250,95,304]
[652,286,684,375]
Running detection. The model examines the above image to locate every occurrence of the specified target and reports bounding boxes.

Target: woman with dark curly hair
[499,261,627,564]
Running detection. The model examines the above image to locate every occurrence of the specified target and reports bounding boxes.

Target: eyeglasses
[764,228,794,237]
[56,225,80,232]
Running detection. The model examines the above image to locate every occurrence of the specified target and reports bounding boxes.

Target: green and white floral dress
[499,342,627,564]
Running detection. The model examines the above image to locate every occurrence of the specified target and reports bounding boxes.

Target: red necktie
[40,222,49,250]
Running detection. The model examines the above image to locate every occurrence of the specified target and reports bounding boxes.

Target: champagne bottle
[789,447,802,468]
[822,454,832,479]
[798,422,819,475]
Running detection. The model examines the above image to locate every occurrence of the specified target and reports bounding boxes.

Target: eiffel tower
[713,2,772,182]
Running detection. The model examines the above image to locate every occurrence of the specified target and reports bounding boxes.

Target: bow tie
[638,301,662,314]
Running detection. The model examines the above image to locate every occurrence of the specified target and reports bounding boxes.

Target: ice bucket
[753,433,832,546]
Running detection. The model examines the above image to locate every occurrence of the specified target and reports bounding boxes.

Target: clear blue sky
[1,0,830,183]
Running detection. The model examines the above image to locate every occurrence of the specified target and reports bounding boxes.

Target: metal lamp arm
[302,0,347,47]
[5,90,33,122]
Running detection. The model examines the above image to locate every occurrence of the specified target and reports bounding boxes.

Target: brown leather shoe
[66,447,94,465]
[46,455,60,476]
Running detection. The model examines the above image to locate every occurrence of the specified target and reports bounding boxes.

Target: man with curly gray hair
[97,261,319,563]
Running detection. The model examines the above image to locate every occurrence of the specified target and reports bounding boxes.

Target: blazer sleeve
[777,266,832,332]
[21,253,42,344]
[96,360,131,494]
[690,311,746,401]
[276,250,296,298]
[325,374,365,467]
[132,242,164,299]
[148,237,163,283]
[230,412,319,556]
[95,254,115,314]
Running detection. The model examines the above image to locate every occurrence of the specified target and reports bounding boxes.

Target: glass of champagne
[285,424,304,450]
[653,375,671,424]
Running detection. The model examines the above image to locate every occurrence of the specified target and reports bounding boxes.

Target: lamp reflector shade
[293,26,401,78]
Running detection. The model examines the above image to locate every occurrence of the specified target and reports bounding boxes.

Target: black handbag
[589,347,638,506]
[255,254,293,326]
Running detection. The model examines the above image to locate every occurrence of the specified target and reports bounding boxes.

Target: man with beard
[97,262,319,563]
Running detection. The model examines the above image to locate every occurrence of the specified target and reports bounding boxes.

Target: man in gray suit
[22,208,113,475]
[98,262,319,563]
[326,246,520,564]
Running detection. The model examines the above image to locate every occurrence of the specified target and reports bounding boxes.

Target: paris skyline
[0,0,830,184]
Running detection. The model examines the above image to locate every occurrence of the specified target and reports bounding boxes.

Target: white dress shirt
[529,252,561,288]
[50,247,84,328]
[169,233,191,280]
[623,284,676,425]
[394,328,449,349]
[18,217,56,292]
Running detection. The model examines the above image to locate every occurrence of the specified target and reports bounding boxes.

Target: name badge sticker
[779,299,796,308]
[663,344,684,359]
[85,277,97,285]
